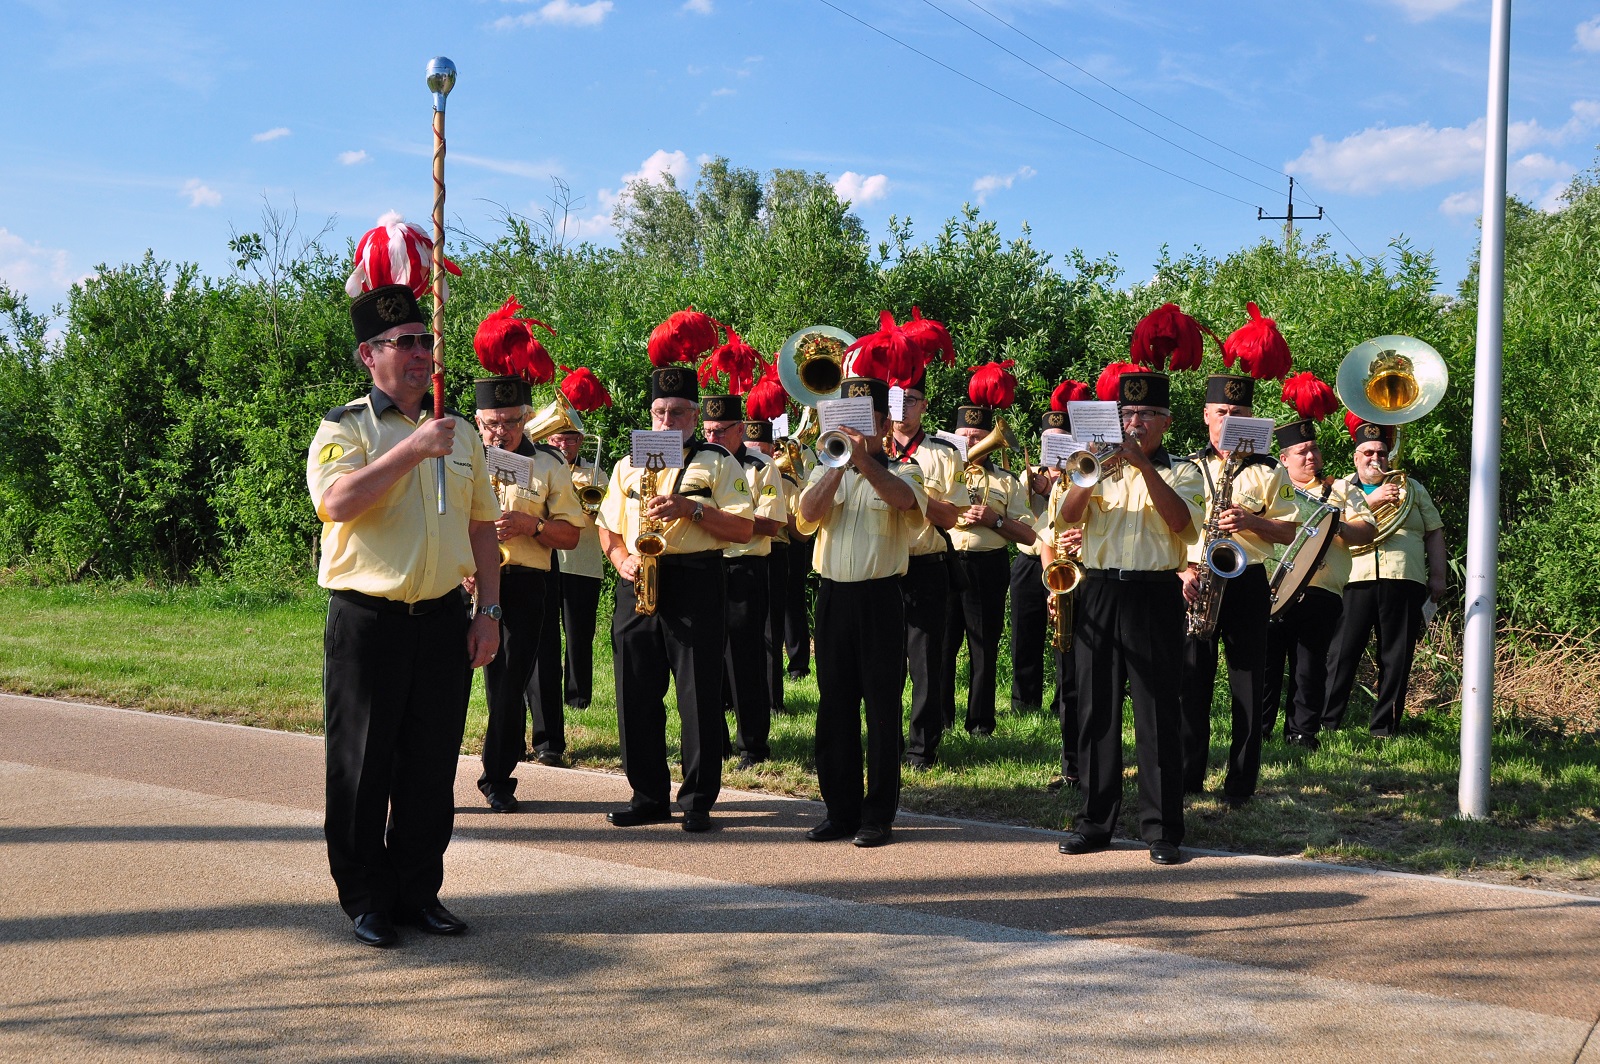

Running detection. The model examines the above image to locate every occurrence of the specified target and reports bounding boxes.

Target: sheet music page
[888,386,905,422]
[1039,434,1085,469]
[1066,401,1123,444]
[771,413,789,440]
[934,430,970,461]
[817,396,878,436]
[629,430,686,469]
[1219,416,1274,456]
[485,446,535,488]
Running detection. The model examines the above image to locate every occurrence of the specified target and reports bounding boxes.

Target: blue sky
[4,0,1598,314]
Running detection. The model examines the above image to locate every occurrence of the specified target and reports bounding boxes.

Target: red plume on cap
[1281,371,1338,422]
[346,212,461,302]
[1129,303,1206,372]
[901,306,955,367]
[697,325,761,395]
[845,310,920,385]
[1051,380,1092,410]
[968,360,1017,409]
[1096,361,1143,402]
[744,355,789,420]
[1222,302,1292,380]
[558,366,612,412]
[647,307,722,368]
[474,297,556,384]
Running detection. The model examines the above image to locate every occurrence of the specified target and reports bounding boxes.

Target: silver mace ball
[426,56,456,112]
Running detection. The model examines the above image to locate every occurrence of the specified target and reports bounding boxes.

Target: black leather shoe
[903,757,934,772]
[805,819,857,842]
[396,903,467,935]
[607,805,671,827]
[681,810,712,833]
[1284,733,1321,751]
[852,824,892,848]
[1046,773,1080,793]
[968,725,994,737]
[1057,831,1110,855]
[735,754,763,770]
[534,751,566,767]
[786,670,809,682]
[1149,841,1183,865]
[486,790,518,814]
[565,697,590,710]
[352,911,397,948]
[1221,793,1251,809]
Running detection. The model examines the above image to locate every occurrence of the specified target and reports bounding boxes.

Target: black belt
[502,564,545,576]
[659,550,722,571]
[1083,568,1177,583]
[907,552,946,567]
[332,588,463,615]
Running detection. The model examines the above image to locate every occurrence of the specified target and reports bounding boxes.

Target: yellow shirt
[1346,476,1444,585]
[797,457,929,581]
[308,388,500,603]
[894,433,962,557]
[496,442,587,571]
[556,458,609,580]
[947,462,1032,553]
[1016,490,1049,558]
[1186,449,1298,568]
[597,440,754,556]
[1063,450,1204,572]
[725,446,785,559]
[772,467,800,547]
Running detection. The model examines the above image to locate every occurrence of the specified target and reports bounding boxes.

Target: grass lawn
[1,580,1596,893]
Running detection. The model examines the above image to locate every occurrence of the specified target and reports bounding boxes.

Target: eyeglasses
[1121,409,1169,421]
[702,425,740,437]
[903,393,926,404]
[372,333,435,352]
[478,418,523,432]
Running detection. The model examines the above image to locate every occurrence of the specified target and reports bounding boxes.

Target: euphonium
[1348,469,1409,557]
[633,453,668,616]
[953,417,1017,528]
[1185,440,1253,640]
[773,438,803,478]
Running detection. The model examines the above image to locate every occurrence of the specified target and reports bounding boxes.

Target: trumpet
[633,453,668,616]
[816,429,852,469]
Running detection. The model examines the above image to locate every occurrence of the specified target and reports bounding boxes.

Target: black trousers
[902,554,950,765]
[1073,573,1185,845]
[941,549,1011,732]
[815,577,907,829]
[1324,579,1428,736]
[478,567,549,796]
[1009,553,1049,711]
[1263,586,1343,740]
[785,538,814,675]
[1180,563,1269,798]
[558,573,602,708]
[528,559,565,754]
[612,554,726,813]
[1052,624,1081,779]
[723,555,772,761]
[767,544,789,710]
[323,590,470,918]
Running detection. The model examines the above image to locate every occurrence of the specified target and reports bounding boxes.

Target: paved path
[1,692,1597,1062]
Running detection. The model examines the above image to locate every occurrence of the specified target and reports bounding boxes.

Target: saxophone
[632,452,668,616]
[1185,440,1253,640]
[1041,523,1083,652]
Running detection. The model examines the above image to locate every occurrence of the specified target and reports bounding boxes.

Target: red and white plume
[744,355,790,421]
[901,306,956,367]
[1345,410,1394,441]
[1281,371,1338,422]
[1222,302,1292,380]
[968,360,1017,409]
[559,366,612,413]
[474,297,556,384]
[1096,361,1143,402]
[845,311,920,386]
[647,307,723,367]
[698,325,762,394]
[1129,303,1207,372]
[345,211,461,301]
[1050,379,1092,410]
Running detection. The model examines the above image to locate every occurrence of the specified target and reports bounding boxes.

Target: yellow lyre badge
[1280,485,1293,500]
[761,485,778,498]
[734,478,748,495]
[1192,493,1205,506]
[318,442,345,465]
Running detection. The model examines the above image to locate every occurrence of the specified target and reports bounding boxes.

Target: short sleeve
[1262,464,1298,521]
[597,459,632,535]
[898,461,930,520]
[712,452,755,520]
[1412,480,1444,533]
[307,416,366,522]
[543,459,587,527]
[1167,461,1206,545]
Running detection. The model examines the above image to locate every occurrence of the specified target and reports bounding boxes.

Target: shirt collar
[368,387,399,419]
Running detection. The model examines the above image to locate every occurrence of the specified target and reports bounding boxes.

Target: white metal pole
[1459,0,1511,819]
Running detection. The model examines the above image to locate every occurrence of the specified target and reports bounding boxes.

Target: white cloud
[584,150,697,239]
[1439,190,1481,217]
[252,127,291,143]
[338,150,369,166]
[1580,17,1600,52]
[181,179,221,208]
[711,87,736,97]
[452,152,559,179]
[494,0,612,30]
[0,228,78,297]
[971,165,1037,205]
[624,149,692,188]
[1387,0,1472,20]
[1286,101,1600,194]
[1438,154,1576,219]
[681,0,713,13]
[833,171,890,205]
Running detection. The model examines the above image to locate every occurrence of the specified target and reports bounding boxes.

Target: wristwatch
[691,502,705,523]
[992,513,1005,530]
[478,603,503,622]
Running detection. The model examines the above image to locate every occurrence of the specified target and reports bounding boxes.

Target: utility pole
[1258,177,1322,253]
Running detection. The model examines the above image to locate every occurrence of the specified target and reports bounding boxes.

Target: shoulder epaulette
[535,443,564,461]
[444,406,466,420]
[323,404,354,423]
[691,441,734,459]
[1240,454,1278,470]
[922,436,959,452]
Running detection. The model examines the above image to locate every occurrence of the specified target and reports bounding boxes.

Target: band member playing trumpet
[472,374,584,812]
[1051,366,1202,865]
[887,366,964,769]
[596,331,755,833]
[1323,415,1447,737]
[1264,399,1375,750]
[798,375,929,848]
[944,362,1036,737]
[743,419,800,713]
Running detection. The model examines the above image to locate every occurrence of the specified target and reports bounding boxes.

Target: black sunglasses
[373,333,436,352]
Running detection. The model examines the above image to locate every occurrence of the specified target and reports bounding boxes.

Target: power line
[812,0,1264,211]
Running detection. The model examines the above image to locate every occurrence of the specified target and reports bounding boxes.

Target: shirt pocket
[444,454,476,514]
